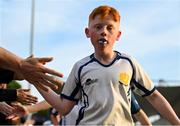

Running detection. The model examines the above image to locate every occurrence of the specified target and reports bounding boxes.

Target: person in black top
[0,68,37,104]
[0,68,37,124]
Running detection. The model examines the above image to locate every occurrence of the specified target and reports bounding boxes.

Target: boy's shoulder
[78,55,92,63]
[119,52,131,58]
[116,51,139,65]
[117,51,134,60]
[118,52,142,69]
[73,54,93,67]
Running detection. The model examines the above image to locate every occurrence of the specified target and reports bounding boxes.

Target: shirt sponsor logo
[118,72,130,86]
[85,78,98,85]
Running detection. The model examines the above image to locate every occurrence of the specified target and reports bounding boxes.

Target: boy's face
[85,15,121,53]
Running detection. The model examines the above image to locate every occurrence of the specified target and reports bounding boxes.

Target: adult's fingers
[17,98,37,105]
[11,103,28,115]
[40,66,64,77]
[3,109,14,116]
[11,116,20,121]
[42,74,64,88]
[24,94,38,103]
[17,90,38,105]
[37,57,53,64]
[21,89,30,92]
[22,97,38,105]
[6,115,17,120]
[11,102,23,109]
[33,82,50,92]
[1,105,14,116]
[26,71,61,91]
[33,73,60,90]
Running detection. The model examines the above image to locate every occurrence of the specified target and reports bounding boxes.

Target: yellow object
[119,72,130,86]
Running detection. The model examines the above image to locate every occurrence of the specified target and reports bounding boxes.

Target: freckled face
[85,15,121,53]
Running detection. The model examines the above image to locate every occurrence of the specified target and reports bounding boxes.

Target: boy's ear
[116,31,121,41]
[85,28,90,38]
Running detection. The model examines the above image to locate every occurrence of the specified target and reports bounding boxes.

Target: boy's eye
[107,25,113,31]
[95,25,102,30]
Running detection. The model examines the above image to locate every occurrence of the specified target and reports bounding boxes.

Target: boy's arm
[34,85,76,116]
[133,109,152,126]
[26,100,51,113]
[145,90,180,125]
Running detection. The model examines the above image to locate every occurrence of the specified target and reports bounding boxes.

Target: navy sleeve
[0,89,17,101]
[0,68,14,84]
[131,93,141,114]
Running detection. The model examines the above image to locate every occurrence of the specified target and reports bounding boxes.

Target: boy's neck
[94,51,116,65]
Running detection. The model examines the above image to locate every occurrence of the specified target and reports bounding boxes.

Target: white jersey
[61,51,155,125]
[60,105,79,125]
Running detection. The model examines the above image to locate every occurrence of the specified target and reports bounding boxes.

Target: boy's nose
[100,28,107,36]
[101,31,106,37]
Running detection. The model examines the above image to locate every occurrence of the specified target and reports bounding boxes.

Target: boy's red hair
[89,5,120,25]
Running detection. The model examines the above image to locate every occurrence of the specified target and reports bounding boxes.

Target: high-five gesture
[16,55,64,91]
[0,47,64,91]
[16,89,38,105]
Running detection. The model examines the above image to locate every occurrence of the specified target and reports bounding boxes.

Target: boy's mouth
[98,38,107,44]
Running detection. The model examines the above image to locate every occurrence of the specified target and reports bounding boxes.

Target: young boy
[35,5,180,125]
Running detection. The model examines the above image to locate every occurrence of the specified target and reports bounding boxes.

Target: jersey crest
[118,72,130,86]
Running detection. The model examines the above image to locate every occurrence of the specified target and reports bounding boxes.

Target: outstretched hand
[6,103,29,121]
[16,89,38,105]
[0,102,14,116]
[16,55,64,91]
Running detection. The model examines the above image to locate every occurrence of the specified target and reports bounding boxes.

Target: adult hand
[0,102,14,116]
[6,103,29,120]
[16,89,38,105]
[17,55,64,91]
